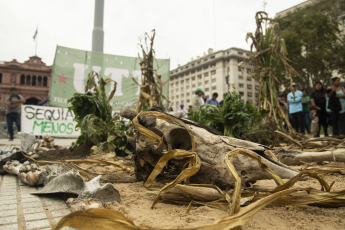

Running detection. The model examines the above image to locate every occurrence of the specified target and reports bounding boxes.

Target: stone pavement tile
[0,198,17,205]
[25,219,51,229]
[0,194,17,200]
[21,197,41,203]
[0,191,15,196]
[22,201,43,208]
[0,209,17,217]
[23,206,45,214]
[21,193,38,198]
[0,204,17,211]
[0,216,17,225]
[48,203,69,211]
[51,209,71,218]
[24,212,48,221]
[0,223,18,230]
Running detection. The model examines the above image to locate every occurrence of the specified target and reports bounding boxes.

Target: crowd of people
[169,88,219,118]
[284,77,345,137]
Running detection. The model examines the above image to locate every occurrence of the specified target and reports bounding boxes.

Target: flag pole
[33,26,38,56]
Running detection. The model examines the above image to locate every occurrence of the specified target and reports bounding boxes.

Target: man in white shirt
[191,88,204,110]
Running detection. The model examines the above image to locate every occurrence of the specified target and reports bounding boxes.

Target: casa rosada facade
[0,56,52,121]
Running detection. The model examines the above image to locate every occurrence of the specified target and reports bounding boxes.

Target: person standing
[310,82,329,137]
[206,92,219,106]
[287,83,303,133]
[191,88,204,110]
[177,103,188,118]
[327,77,345,135]
[6,88,25,141]
[301,89,311,134]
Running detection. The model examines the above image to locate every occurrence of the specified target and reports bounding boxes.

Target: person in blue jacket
[287,83,303,133]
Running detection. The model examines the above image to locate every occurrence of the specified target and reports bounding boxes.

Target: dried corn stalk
[134,30,169,112]
[245,11,300,133]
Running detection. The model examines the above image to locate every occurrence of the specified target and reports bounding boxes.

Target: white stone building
[169,47,259,111]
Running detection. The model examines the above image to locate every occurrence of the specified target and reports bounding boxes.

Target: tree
[276,0,345,88]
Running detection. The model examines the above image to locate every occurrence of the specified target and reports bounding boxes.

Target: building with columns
[0,56,52,121]
[169,47,259,111]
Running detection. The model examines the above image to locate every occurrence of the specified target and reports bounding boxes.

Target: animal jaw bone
[121,109,299,189]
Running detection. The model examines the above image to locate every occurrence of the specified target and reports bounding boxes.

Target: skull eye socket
[169,128,192,150]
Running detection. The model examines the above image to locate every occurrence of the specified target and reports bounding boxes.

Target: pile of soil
[36,142,91,161]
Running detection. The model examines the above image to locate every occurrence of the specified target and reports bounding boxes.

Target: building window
[247,85,252,89]
[211,78,216,83]
[212,86,216,90]
[38,76,42,86]
[255,93,259,97]
[26,75,31,86]
[192,84,196,87]
[32,76,36,86]
[239,91,244,96]
[211,70,216,75]
[239,83,244,88]
[246,68,251,74]
[204,58,208,62]
[238,67,241,72]
[255,85,259,90]
[20,74,25,85]
[192,77,195,81]
[247,76,252,81]
[204,72,209,77]
[198,74,202,79]
[239,75,243,80]
[211,56,215,59]
[198,82,202,86]
[186,85,190,89]
[248,92,252,97]
[238,52,243,55]
[187,93,190,96]
[210,64,216,68]
[187,99,190,103]
[176,88,179,92]
[203,65,208,70]
[205,88,209,92]
[43,76,48,86]
[205,80,209,84]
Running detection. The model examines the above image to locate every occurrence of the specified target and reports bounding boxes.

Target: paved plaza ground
[0,138,76,229]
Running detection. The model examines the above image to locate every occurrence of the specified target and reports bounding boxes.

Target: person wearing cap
[287,83,303,133]
[191,88,204,110]
[206,92,219,106]
[177,103,188,118]
[327,76,345,135]
[311,81,328,137]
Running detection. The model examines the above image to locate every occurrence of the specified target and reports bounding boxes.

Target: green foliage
[68,72,134,156]
[188,92,267,138]
[276,0,345,88]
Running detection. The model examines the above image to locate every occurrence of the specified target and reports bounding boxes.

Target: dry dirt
[40,146,345,229]
[70,162,345,230]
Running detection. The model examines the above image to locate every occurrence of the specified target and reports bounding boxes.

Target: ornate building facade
[0,56,52,121]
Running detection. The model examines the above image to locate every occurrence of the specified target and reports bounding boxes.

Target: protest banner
[49,46,170,110]
[21,105,80,137]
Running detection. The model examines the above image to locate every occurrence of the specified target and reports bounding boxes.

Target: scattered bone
[32,171,121,203]
[66,198,105,212]
[276,149,345,165]
[3,160,22,175]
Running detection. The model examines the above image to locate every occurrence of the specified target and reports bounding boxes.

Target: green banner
[49,46,170,110]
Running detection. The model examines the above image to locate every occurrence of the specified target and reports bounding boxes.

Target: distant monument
[92,0,104,53]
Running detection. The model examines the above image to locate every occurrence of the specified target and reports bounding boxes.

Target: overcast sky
[0,0,306,69]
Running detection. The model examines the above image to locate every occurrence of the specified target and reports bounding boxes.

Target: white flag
[33,28,38,41]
